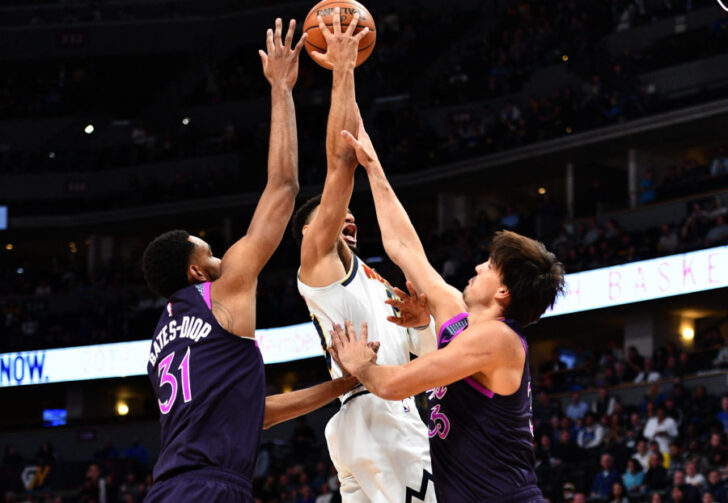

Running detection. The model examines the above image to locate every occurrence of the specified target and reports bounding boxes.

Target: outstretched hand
[259,18,307,90]
[309,8,370,71]
[340,114,381,170]
[385,281,431,328]
[329,321,376,377]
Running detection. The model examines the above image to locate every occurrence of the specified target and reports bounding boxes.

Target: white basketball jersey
[297,254,436,402]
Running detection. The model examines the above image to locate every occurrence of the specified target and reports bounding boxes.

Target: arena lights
[116,401,129,416]
[84,124,95,134]
[538,187,547,195]
[681,327,695,341]
[182,117,190,126]
[48,152,55,159]
[4,244,12,251]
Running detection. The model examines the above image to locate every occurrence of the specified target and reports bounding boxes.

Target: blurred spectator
[609,481,629,503]
[634,440,651,472]
[685,461,707,491]
[643,453,669,493]
[658,224,680,255]
[591,453,620,500]
[123,438,149,468]
[668,443,688,478]
[672,469,701,503]
[635,358,662,384]
[566,392,590,421]
[95,437,119,461]
[710,148,728,176]
[79,462,109,503]
[705,215,728,246]
[623,458,645,494]
[714,338,728,369]
[706,470,726,503]
[577,413,606,450]
[592,386,618,416]
[640,168,658,205]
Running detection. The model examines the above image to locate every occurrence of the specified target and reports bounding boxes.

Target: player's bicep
[391,335,490,396]
[222,185,297,284]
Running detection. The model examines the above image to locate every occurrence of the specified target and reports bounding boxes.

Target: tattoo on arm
[211,300,235,333]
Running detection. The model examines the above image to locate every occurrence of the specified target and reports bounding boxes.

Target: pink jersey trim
[464,377,495,398]
[203,282,212,311]
[437,312,469,345]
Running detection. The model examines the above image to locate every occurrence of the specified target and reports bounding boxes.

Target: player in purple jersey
[140,19,362,503]
[329,117,566,503]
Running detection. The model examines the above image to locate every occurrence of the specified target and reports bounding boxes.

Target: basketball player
[293,8,437,503]
[329,118,565,503]
[141,20,359,503]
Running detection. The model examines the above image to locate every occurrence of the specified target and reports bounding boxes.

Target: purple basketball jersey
[427,314,543,503]
[146,282,264,492]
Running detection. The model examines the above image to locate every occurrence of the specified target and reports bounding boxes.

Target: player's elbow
[262,396,282,430]
[374,381,409,401]
[262,416,278,430]
[269,175,300,196]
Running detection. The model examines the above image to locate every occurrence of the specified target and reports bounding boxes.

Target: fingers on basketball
[303,1,377,69]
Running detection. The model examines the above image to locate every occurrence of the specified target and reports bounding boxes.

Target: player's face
[462,259,507,309]
[187,236,221,283]
[340,210,357,251]
[303,207,357,251]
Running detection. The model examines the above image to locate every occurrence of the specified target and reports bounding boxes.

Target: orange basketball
[303,0,376,69]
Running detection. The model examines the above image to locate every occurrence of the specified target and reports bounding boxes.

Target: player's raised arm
[341,121,465,324]
[299,9,370,286]
[213,19,305,293]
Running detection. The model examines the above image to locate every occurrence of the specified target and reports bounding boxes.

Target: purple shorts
[144,467,252,503]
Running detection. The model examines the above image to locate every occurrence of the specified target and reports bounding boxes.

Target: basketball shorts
[325,392,437,503]
[144,466,252,503]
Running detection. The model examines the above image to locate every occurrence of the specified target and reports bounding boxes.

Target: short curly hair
[290,195,322,247]
[142,230,195,298]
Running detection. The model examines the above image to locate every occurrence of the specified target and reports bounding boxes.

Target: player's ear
[302,223,310,236]
[188,264,207,283]
[495,286,510,300]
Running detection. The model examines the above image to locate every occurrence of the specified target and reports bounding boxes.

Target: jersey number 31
[157,347,193,414]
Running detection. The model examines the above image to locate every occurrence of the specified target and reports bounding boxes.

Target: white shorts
[324,392,437,503]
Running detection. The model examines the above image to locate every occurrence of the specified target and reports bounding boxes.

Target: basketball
[303,0,376,69]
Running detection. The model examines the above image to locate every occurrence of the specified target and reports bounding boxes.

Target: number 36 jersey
[146,282,264,483]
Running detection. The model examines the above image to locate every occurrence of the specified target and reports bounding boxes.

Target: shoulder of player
[210,274,255,302]
[458,320,524,360]
[299,247,352,287]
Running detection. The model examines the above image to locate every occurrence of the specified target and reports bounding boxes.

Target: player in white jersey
[291,9,437,503]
